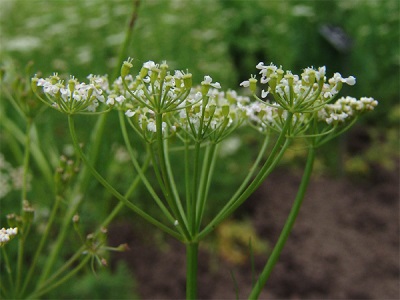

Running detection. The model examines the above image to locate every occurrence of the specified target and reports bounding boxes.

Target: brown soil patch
[110,164,399,299]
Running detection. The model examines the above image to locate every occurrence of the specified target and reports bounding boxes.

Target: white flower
[147,120,157,132]
[115,95,125,103]
[106,95,116,105]
[202,76,221,89]
[143,61,156,70]
[240,80,249,87]
[256,62,266,69]
[316,66,326,81]
[332,73,356,85]
[344,76,356,85]
[125,109,135,117]
[261,90,269,98]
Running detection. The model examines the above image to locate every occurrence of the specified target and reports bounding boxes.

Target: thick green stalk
[186,241,199,300]
[248,146,316,299]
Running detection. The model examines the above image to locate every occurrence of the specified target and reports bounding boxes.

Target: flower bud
[276,68,284,83]
[150,68,159,84]
[183,73,192,89]
[116,243,130,251]
[31,77,38,93]
[160,61,168,81]
[268,74,277,91]
[121,58,134,78]
[249,77,257,94]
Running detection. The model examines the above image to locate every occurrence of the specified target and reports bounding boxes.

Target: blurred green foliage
[47,262,139,299]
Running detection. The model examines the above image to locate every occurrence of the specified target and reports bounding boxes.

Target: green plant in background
[0,1,141,298]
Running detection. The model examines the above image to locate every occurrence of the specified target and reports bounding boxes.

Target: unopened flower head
[317,96,378,125]
[121,57,134,78]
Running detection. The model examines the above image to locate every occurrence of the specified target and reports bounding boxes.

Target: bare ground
[110,162,399,299]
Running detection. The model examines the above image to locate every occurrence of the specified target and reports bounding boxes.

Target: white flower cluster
[0,227,18,246]
[318,96,378,125]
[33,73,110,113]
[32,59,377,141]
[242,62,356,113]
[119,60,248,142]
[241,62,378,134]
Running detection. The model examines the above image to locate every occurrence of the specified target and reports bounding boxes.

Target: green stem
[186,241,199,300]
[119,112,181,233]
[15,118,32,294]
[21,119,32,202]
[68,114,180,239]
[29,2,141,292]
[248,146,316,299]
[39,114,110,283]
[32,173,141,298]
[0,117,53,186]
[20,194,62,296]
[1,246,14,296]
[184,139,192,218]
[27,255,91,299]
[37,191,84,286]
[190,141,202,234]
[155,114,187,233]
[208,138,290,236]
[111,0,141,82]
[195,143,218,231]
[163,137,189,230]
[198,113,293,240]
[228,133,270,202]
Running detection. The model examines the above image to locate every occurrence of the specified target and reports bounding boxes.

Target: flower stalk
[248,146,316,299]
